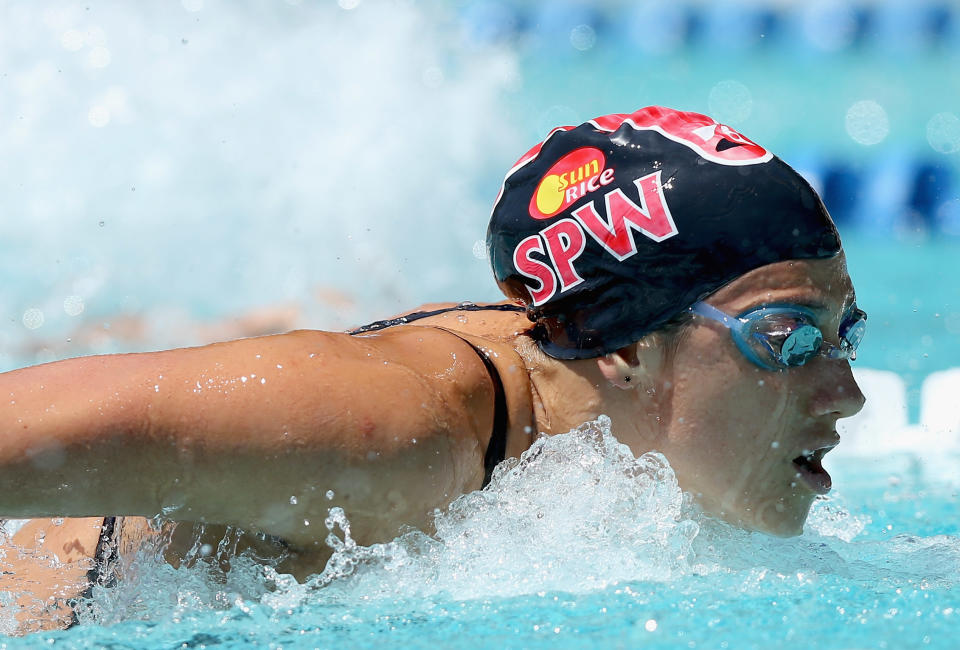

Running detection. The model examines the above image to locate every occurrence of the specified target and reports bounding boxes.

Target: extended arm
[0,327,495,547]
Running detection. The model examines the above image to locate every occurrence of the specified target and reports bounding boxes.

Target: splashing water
[294,416,700,604]
[3,417,959,647]
[65,417,954,619]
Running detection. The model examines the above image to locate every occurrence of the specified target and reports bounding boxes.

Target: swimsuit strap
[349,304,517,488]
[349,302,526,334]
[469,339,509,488]
[70,516,119,627]
[427,332,508,489]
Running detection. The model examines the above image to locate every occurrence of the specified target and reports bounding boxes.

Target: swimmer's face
[652,255,865,536]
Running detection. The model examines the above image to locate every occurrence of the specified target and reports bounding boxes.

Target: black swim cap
[487,106,841,360]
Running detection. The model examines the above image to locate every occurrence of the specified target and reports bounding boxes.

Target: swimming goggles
[688,302,867,371]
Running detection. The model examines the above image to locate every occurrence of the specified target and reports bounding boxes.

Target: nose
[809,359,866,419]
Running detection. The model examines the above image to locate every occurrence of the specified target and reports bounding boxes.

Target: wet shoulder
[360,302,539,462]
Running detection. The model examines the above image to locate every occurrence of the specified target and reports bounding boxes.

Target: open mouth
[792,445,836,495]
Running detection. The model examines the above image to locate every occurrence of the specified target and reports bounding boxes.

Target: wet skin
[0,254,865,634]
[627,255,866,535]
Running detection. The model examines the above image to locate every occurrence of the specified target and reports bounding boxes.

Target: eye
[750,312,816,340]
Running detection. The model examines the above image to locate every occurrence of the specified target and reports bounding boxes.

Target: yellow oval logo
[529,147,607,220]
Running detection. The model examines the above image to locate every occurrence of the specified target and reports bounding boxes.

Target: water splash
[5,417,959,647]
[294,416,700,605]
[71,416,958,626]
[0,0,520,368]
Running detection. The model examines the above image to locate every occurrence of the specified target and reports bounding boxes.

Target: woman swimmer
[0,107,866,631]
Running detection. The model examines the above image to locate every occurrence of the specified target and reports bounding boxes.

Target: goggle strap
[689,302,741,328]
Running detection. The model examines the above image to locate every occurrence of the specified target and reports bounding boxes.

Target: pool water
[3,417,959,649]
[2,1,959,647]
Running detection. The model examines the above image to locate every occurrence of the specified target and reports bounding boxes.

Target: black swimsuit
[350,302,525,487]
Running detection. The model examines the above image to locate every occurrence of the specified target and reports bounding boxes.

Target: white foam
[0,518,29,538]
[291,416,702,604]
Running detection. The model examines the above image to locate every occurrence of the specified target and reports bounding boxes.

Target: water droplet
[569,24,596,51]
[926,112,960,154]
[845,100,889,146]
[644,619,658,632]
[325,490,335,500]
[471,239,488,260]
[63,295,85,316]
[289,495,298,505]
[22,308,44,330]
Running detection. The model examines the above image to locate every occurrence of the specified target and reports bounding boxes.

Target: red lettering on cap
[513,234,557,305]
[542,218,586,292]
[511,171,678,306]
[572,171,678,259]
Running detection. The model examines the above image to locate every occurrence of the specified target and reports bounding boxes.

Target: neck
[518,343,660,449]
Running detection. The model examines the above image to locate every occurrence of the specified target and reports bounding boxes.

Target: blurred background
[0,0,958,423]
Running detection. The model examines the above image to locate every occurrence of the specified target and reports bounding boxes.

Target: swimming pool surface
[3,417,958,649]
[2,1,959,647]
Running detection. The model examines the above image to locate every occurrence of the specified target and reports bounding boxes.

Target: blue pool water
[2,1,959,647]
[3,418,960,649]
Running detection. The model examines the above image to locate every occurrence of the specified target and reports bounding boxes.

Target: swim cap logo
[529,147,615,220]
[514,170,678,306]
[681,121,771,164]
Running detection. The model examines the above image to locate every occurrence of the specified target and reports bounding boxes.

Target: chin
[751,495,815,537]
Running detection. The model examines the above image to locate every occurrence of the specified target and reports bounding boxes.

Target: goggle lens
[744,311,823,368]
[839,309,867,356]
[690,302,868,371]
[780,325,824,366]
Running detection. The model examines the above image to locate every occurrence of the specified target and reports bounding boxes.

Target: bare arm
[0,327,495,547]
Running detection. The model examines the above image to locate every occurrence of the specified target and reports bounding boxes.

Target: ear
[596,343,641,390]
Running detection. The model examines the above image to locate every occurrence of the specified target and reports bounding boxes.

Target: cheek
[659,344,796,490]
[666,336,786,440]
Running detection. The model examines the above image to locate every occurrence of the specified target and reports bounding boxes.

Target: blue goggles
[688,302,868,371]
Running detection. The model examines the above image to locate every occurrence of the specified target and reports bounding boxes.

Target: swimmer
[0,107,866,632]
